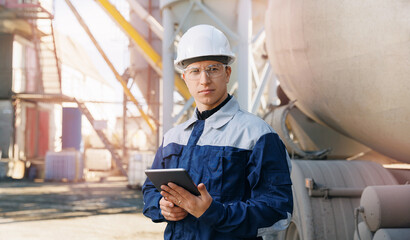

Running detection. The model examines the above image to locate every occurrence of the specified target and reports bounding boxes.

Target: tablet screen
[145,168,200,196]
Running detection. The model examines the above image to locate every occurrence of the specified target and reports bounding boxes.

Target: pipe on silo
[360,185,410,232]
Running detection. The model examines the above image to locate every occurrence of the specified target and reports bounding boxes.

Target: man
[143,24,293,240]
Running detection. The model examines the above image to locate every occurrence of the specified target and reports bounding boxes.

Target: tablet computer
[145,168,200,196]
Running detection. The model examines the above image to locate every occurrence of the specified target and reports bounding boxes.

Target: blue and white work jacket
[143,97,293,240]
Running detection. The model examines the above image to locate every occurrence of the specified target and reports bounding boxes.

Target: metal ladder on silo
[75,99,127,177]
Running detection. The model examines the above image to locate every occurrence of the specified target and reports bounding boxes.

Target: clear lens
[184,64,226,81]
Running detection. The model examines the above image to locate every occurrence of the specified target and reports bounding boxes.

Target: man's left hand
[160,183,213,218]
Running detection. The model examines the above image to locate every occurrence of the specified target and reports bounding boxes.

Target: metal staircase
[1,0,61,94]
[75,99,127,177]
[36,19,61,94]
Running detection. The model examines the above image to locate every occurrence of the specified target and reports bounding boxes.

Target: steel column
[237,0,252,111]
[162,8,175,133]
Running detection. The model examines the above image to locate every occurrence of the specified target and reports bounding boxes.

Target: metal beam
[95,0,161,73]
[64,0,157,133]
[194,0,239,41]
[251,63,270,114]
[172,1,194,43]
[94,0,191,101]
[173,97,195,123]
[126,0,163,40]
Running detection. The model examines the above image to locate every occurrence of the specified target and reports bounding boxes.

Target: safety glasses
[184,64,227,81]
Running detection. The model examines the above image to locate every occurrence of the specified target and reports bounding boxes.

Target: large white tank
[265,0,410,163]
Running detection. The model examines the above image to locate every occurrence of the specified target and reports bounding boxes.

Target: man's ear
[225,66,232,83]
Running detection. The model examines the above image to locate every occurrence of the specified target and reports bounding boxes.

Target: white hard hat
[174,24,236,70]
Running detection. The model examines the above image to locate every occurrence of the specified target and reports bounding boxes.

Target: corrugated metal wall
[25,107,50,158]
[0,34,13,99]
[0,101,13,158]
[0,33,14,158]
[62,107,82,150]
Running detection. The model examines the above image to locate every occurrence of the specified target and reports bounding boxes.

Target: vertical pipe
[122,92,127,163]
[162,7,175,134]
[237,0,252,111]
[12,100,17,160]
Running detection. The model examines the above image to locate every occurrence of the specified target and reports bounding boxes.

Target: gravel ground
[0,177,166,240]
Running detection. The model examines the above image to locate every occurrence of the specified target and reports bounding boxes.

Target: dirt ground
[0,176,166,240]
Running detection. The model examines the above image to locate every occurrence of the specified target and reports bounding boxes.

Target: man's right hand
[160,197,188,221]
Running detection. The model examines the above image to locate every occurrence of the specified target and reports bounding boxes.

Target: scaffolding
[0,0,53,19]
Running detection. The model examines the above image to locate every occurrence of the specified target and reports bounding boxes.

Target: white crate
[45,150,83,181]
[85,149,112,171]
[128,153,154,187]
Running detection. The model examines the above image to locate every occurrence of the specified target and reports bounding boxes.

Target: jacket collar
[182,97,240,130]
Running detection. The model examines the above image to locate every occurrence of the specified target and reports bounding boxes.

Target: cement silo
[265,1,410,239]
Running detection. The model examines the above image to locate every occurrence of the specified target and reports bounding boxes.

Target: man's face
[182,60,231,112]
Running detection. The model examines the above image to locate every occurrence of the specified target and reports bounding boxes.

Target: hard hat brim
[175,55,235,70]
